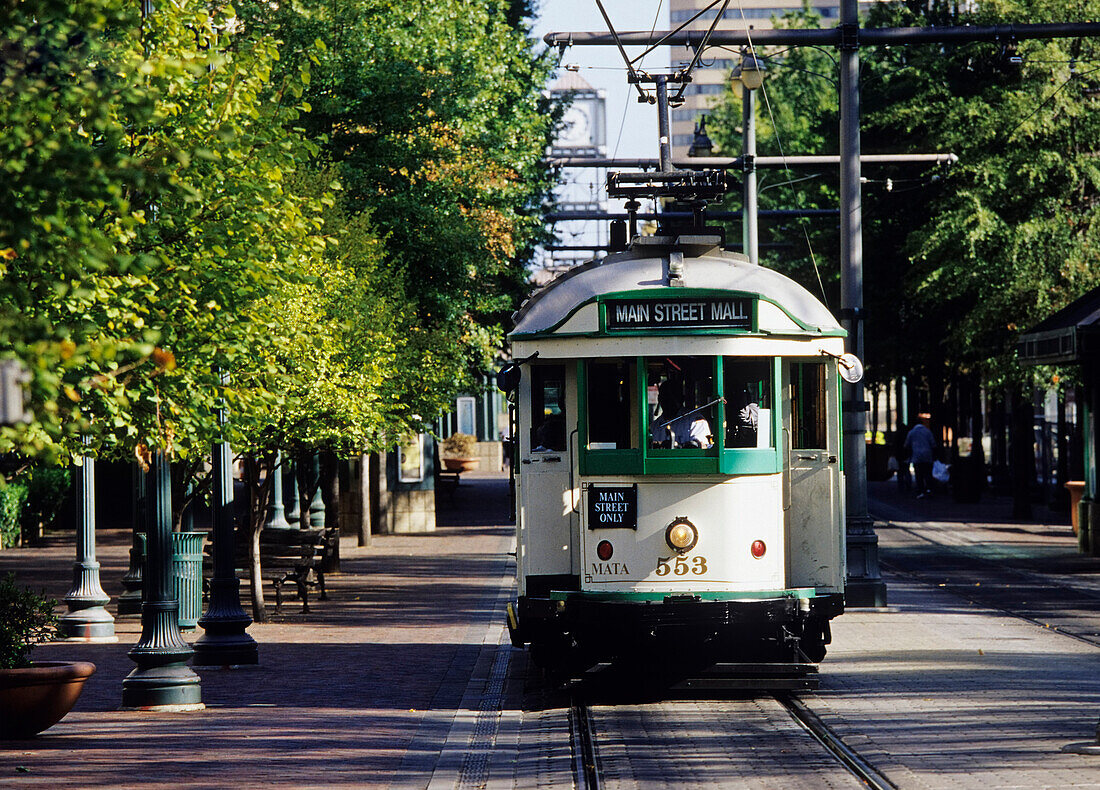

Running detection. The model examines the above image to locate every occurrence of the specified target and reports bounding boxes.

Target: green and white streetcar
[500,233,859,687]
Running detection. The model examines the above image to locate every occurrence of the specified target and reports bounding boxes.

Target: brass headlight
[665,517,698,553]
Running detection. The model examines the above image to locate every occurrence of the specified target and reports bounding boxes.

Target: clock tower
[544,73,608,273]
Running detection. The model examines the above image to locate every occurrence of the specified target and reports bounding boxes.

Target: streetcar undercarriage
[512,590,844,679]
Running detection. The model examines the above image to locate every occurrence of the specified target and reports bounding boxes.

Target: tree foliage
[707,0,1100,388]
[1,0,555,469]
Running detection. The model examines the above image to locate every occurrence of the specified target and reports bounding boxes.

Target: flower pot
[442,457,480,473]
[0,661,96,738]
[1066,481,1086,535]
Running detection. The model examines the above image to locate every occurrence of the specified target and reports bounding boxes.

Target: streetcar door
[784,360,843,591]
[517,363,578,584]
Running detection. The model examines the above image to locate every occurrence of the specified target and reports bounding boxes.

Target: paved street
[1,472,1098,788]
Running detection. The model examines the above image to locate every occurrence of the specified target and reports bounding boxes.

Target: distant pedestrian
[904,415,937,498]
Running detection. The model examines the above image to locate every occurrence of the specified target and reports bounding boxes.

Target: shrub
[0,481,28,549]
[20,467,71,541]
[0,573,58,669]
[440,433,478,458]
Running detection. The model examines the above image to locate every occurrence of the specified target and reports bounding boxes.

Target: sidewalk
[801,480,1100,788]
[2,472,1099,789]
[1,473,519,789]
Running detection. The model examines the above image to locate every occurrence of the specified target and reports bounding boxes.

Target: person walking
[904,415,937,498]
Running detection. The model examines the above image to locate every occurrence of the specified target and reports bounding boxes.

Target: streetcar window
[791,362,828,449]
[586,360,637,450]
[530,365,566,452]
[646,357,716,449]
[724,357,774,448]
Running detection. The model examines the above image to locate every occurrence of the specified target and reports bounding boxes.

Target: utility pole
[837,0,885,607]
[545,11,1100,609]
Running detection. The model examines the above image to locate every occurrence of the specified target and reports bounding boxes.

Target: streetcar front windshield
[646,356,717,450]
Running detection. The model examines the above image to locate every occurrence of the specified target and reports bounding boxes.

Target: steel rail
[570,698,602,790]
[778,693,898,790]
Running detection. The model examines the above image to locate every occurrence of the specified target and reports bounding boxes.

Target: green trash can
[137,532,208,629]
[172,532,207,630]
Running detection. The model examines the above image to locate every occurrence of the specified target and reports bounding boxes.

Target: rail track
[568,691,896,790]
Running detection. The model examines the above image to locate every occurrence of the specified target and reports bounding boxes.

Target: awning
[1017,286,1100,365]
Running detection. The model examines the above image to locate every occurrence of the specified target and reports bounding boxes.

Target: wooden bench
[204,526,334,614]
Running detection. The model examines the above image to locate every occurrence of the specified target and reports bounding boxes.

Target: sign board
[587,484,638,530]
[397,433,425,483]
[605,297,753,332]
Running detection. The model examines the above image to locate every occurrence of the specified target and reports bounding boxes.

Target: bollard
[1079,496,1091,555]
[1089,500,1100,558]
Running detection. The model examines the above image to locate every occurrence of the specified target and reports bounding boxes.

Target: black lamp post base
[117,593,143,616]
[192,628,259,668]
[121,664,204,710]
[844,579,889,608]
[845,518,888,608]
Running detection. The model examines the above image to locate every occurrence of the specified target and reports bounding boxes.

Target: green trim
[550,588,820,603]
[510,287,846,340]
[578,354,783,477]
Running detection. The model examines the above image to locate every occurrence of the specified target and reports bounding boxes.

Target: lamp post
[838,0,887,607]
[264,450,292,529]
[193,370,258,667]
[121,448,204,710]
[117,464,145,615]
[57,435,117,642]
[733,48,766,265]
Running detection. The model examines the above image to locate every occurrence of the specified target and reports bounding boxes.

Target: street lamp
[732,48,766,265]
[687,116,714,158]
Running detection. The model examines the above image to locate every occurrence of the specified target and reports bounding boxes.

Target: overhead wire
[738,0,830,306]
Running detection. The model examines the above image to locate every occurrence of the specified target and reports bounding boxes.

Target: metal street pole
[743,85,758,265]
[117,463,145,616]
[122,449,204,710]
[264,450,292,530]
[839,0,886,607]
[57,435,117,642]
[193,370,258,667]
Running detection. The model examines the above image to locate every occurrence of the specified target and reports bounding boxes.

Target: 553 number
[655,555,708,576]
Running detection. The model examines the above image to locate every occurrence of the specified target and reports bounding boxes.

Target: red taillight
[750,540,767,559]
[596,540,614,561]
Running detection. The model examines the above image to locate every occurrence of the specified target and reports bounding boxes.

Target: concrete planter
[0,660,96,738]
[442,457,480,473]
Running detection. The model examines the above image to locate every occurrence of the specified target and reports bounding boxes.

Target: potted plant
[0,574,95,738]
[440,433,480,473]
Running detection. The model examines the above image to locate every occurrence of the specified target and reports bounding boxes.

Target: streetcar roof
[512,237,842,338]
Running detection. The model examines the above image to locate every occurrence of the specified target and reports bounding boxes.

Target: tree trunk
[295,448,320,529]
[244,453,276,623]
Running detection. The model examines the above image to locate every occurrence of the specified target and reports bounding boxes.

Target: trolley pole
[838,0,886,608]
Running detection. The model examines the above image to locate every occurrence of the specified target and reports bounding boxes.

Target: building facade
[669,1,885,156]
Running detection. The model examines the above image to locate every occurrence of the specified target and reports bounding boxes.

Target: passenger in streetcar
[650,380,713,448]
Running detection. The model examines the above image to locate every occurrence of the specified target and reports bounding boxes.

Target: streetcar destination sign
[605,297,752,331]
[587,484,638,530]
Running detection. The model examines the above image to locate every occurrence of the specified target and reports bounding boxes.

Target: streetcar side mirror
[497,364,521,393]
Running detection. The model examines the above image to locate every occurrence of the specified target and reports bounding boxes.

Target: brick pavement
[0,473,520,789]
[2,471,1100,789]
